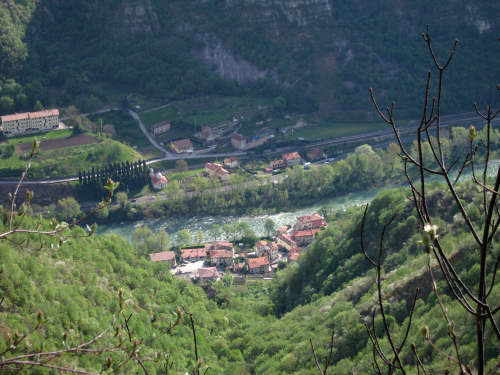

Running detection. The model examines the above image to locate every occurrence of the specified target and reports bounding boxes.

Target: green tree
[115,191,129,209]
[176,229,192,248]
[194,229,204,244]
[0,95,14,113]
[209,224,222,240]
[264,218,276,238]
[33,100,44,111]
[132,226,154,246]
[147,231,169,252]
[176,159,188,171]
[56,197,81,219]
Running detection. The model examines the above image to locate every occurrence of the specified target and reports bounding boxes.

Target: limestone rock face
[194,36,270,83]
[113,0,160,36]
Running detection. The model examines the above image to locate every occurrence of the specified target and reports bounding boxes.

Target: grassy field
[89,111,162,159]
[0,130,143,178]
[167,168,204,181]
[292,121,387,140]
[140,96,273,129]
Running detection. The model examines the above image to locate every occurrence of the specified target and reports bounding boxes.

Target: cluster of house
[205,162,230,181]
[278,212,328,248]
[267,152,302,171]
[266,149,326,172]
[148,212,328,283]
[204,157,239,181]
[0,109,60,137]
[151,119,222,152]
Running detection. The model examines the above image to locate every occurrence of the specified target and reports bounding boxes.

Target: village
[147,212,328,283]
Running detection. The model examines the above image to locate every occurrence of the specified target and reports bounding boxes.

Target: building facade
[151,121,171,136]
[1,109,59,137]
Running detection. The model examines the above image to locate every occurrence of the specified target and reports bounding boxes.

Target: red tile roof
[1,109,59,122]
[294,229,321,238]
[306,149,325,160]
[297,213,324,223]
[293,230,314,238]
[149,251,176,262]
[198,267,218,279]
[248,257,270,269]
[278,233,296,246]
[282,152,301,161]
[181,248,207,259]
[255,240,268,248]
[205,162,229,176]
[289,252,300,261]
[209,250,233,259]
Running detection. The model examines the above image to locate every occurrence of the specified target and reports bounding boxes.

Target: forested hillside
[1,0,499,118]
[1,181,499,374]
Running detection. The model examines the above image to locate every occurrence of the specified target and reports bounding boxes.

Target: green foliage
[1,178,499,373]
[1,1,498,117]
[56,196,81,220]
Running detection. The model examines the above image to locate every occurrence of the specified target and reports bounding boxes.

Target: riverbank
[99,184,395,243]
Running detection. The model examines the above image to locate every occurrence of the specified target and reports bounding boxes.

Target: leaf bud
[421,325,429,339]
[469,125,477,141]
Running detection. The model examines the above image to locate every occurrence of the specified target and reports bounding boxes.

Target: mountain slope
[1,0,499,118]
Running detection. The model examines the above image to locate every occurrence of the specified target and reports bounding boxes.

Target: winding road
[0,109,496,186]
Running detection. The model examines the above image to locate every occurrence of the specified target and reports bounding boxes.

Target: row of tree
[78,160,149,195]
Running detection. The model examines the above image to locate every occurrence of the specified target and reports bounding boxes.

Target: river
[99,185,395,244]
[100,160,500,244]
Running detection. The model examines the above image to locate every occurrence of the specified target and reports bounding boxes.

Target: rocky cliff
[2,0,499,118]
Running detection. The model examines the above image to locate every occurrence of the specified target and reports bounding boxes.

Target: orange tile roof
[198,267,218,279]
[282,152,301,161]
[1,109,59,122]
[224,156,238,163]
[30,109,59,118]
[248,257,270,269]
[293,230,315,237]
[149,251,176,262]
[297,213,324,223]
[294,229,321,238]
[181,248,207,259]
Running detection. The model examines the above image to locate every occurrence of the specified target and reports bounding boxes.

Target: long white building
[1,109,59,137]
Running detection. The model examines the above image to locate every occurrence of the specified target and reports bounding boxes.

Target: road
[0,110,495,185]
[128,109,171,157]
